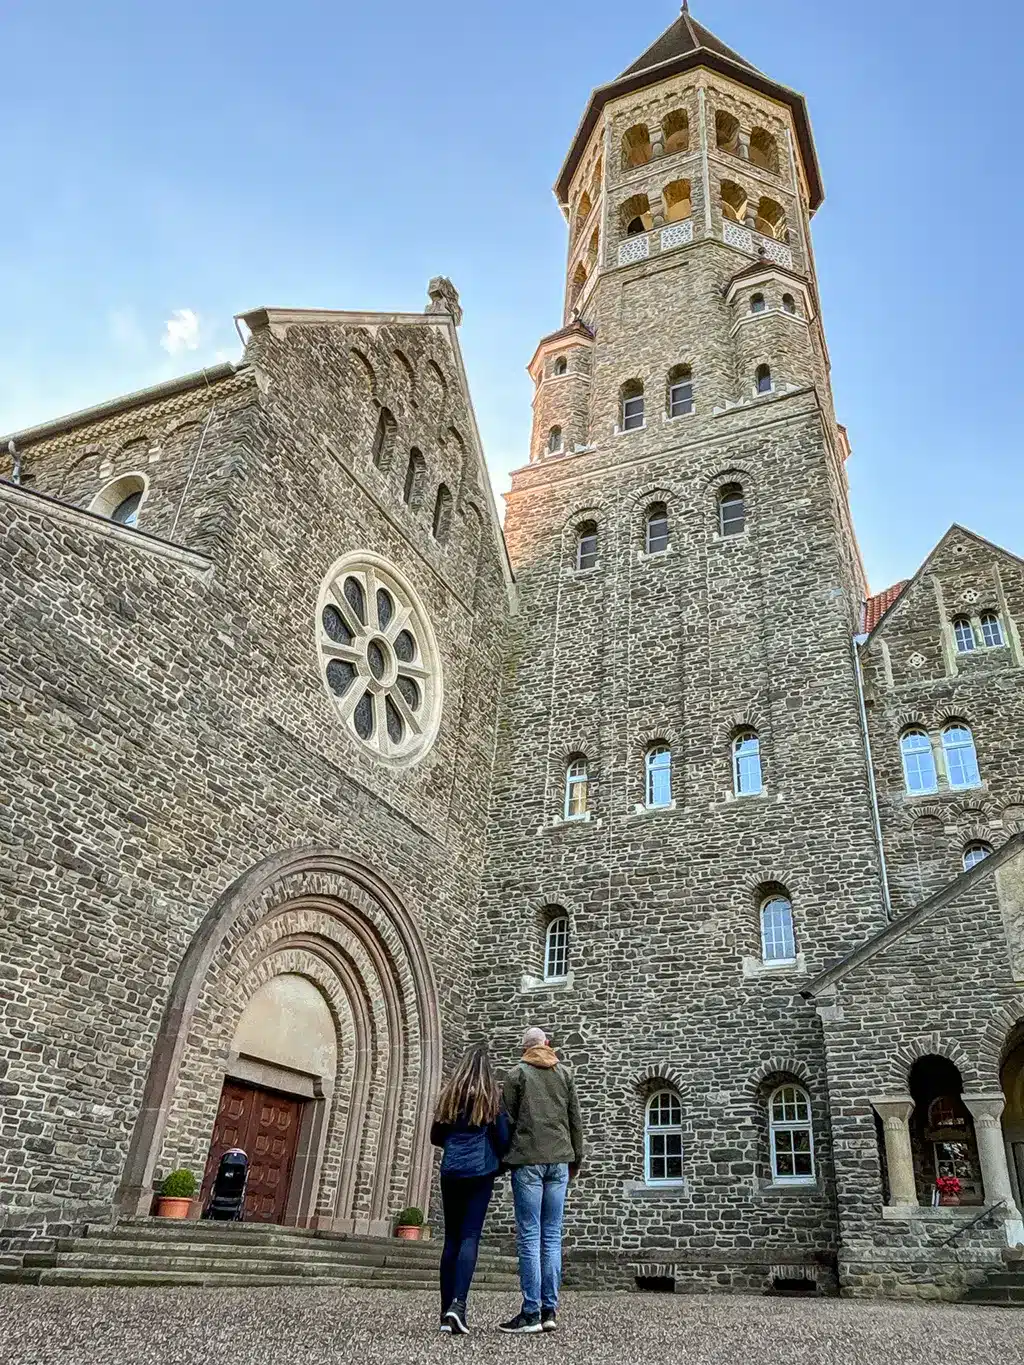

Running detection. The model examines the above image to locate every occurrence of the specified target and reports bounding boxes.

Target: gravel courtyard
[1,1286,1022,1365]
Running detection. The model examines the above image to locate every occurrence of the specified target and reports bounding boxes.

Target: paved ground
[1,1287,1022,1365]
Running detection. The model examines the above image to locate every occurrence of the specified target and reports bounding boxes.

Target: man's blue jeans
[510,1163,569,1315]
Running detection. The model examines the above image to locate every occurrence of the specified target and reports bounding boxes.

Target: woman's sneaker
[439,1312,452,1334]
[541,1309,557,1332]
[498,1311,542,1334]
[443,1301,470,1335]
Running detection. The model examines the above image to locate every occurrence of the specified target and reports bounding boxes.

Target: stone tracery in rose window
[317,554,441,763]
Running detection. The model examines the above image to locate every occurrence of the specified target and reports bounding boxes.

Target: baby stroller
[201,1148,249,1221]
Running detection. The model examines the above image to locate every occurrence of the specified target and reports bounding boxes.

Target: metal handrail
[939,1199,1006,1248]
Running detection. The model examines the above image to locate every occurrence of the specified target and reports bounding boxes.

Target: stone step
[976,1272,1024,1288]
[1,1267,483,1289]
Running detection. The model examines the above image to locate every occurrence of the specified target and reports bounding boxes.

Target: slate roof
[619,9,760,79]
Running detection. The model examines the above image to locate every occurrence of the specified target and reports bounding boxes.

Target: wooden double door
[200,1079,304,1224]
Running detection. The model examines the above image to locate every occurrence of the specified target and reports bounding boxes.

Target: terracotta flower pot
[395,1224,422,1240]
[940,1194,961,1207]
[156,1197,193,1219]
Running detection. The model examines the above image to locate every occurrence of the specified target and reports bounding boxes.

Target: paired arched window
[548,426,563,454]
[91,474,147,528]
[544,915,570,980]
[953,616,976,653]
[667,364,693,417]
[755,364,773,394]
[718,483,746,537]
[371,406,397,468]
[432,483,453,542]
[749,128,780,174]
[760,895,795,963]
[768,1085,815,1183]
[715,109,740,155]
[754,197,787,241]
[981,613,1005,647]
[782,293,797,315]
[733,729,763,796]
[575,521,598,571]
[620,380,645,431]
[662,179,692,223]
[553,356,568,376]
[403,448,425,506]
[900,728,938,795]
[942,722,981,790]
[963,841,993,871]
[750,293,766,314]
[645,502,669,554]
[621,193,652,237]
[662,109,689,156]
[622,123,653,169]
[645,744,672,808]
[720,180,746,224]
[644,1091,683,1184]
[564,755,589,820]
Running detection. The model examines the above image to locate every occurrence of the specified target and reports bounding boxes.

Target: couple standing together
[429,1026,584,1336]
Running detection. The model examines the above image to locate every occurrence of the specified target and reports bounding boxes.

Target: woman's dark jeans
[439,1173,496,1310]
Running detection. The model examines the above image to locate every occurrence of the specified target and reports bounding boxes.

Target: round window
[316,553,442,764]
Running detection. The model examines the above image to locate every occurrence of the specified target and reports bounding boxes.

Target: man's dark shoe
[444,1301,470,1335]
[439,1312,452,1334]
[541,1309,557,1332]
[498,1311,542,1334]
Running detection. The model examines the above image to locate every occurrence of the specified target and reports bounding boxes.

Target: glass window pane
[901,731,937,794]
[762,899,795,961]
[720,494,745,536]
[981,614,1004,647]
[943,726,980,789]
[734,734,762,795]
[953,618,976,653]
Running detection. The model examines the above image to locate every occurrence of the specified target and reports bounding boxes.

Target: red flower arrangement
[936,1176,962,1200]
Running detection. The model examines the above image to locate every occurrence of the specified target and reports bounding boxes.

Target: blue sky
[1,1,1020,591]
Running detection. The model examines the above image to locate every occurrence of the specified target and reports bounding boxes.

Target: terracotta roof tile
[862,580,909,634]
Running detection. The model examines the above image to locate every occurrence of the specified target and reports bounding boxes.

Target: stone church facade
[3,9,1024,1300]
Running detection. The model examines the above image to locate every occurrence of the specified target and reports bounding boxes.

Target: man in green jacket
[497,1026,584,1335]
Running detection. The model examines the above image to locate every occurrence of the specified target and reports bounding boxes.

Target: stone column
[737,130,751,161]
[871,1098,919,1206]
[963,1094,1019,1215]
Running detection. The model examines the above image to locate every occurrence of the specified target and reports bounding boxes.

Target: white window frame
[952,617,976,653]
[621,393,645,431]
[564,757,589,820]
[644,1090,684,1185]
[980,613,1004,648]
[645,745,672,808]
[963,842,992,871]
[543,916,569,981]
[667,377,694,418]
[645,505,670,554]
[719,488,745,537]
[575,526,598,571]
[768,1085,815,1185]
[900,728,938,795]
[732,731,763,796]
[760,895,796,965]
[942,723,981,790]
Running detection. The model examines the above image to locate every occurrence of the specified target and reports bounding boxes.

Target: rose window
[317,553,442,763]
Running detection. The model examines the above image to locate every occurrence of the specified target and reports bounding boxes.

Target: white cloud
[161,308,201,356]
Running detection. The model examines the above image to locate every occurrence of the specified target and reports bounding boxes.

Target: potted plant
[156,1168,198,1219]
[936,1175,962,1207]
[395,1206,424,1241]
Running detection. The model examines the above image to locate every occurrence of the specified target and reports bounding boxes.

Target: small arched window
[750,293,766,314]
[112,491,143,526]
[715,109,740,155]
[733,729,763,796]
[900,728,938,795]
[570,261,588,303]
[553,356,568,376]
[755,364,773,395]
[755,197,787,242]
[782,294,797,315]
[620,193,653,237]
[963,841,993,871]
[544,915,570,980]
[371,406,397,469]
[952,616,976,653]
[573,190,592,238]
[980,613,1005,647]
[403,448,425,506]
[91,474,148,527]
[662,109,689,156]
[622,123,653,169]
[761,895,796,963]
[645,502,669,554]
[718,483,746,537]
[586,227,600,271]
[645,744,672,808]
[942,722,981,790]
[720,180,747,224]
[645,1091,684,1184]
[575,521,598,571]
[432,483,453,542]
[548,426,563,454]
[667,364,693,418]
[620,380,645,431]
[768,1085,815,1183]
[662,179,692,223]
[564,755,589,820]
[749,128,780,174]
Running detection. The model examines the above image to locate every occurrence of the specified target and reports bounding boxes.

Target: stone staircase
[963,1266,1024,1306]
[0,1218,521,1290]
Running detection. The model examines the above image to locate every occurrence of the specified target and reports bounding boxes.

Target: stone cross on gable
[425,277,463,327]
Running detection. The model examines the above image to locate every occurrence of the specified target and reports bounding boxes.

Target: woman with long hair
[430,1042,510,1335]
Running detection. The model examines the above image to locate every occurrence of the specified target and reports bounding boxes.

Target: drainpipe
[169,397,217,542]
[853,633,894,921]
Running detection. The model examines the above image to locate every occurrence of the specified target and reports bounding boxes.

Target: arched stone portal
[116,848,442,1234]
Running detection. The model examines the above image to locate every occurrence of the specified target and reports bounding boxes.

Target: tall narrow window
[761,895,796,963]
[768,1086,815,1183]
[667,365,693,417]
[575,521,598,570]
[403,448,425,506]
[564,756,589,820]
[432,483,452,542]
[620,381,644,431]
[554,356,568,376]
[942,723,981,790]
[952,617,976,653]
[719,483,746,537]
[548,426,563,453]
[782,294,797,315]
[980,613,1004,647]
[645,744,672,808]
[371,407,396,468]
[963,841,992,871]
[544,916,569,980]
[733,729,762,796]
[645,1091,684,1184]
[755,364,773,394]
[900,728,938,794]
[750,293,766,314]
[645,502,669,554]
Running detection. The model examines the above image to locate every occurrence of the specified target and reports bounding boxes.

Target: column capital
[869,1096,914,1127]
[963,1092,1006,1128]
